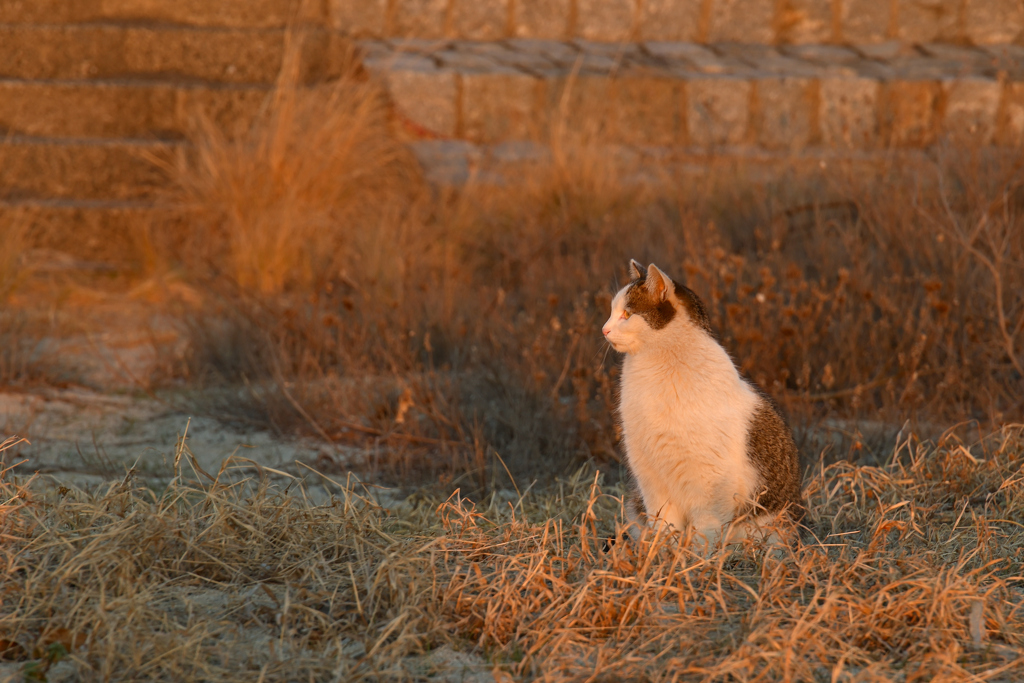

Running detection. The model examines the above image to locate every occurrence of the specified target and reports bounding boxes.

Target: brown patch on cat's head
[624,278,676,330]
[672,281,712,334]
[624,261,712,333]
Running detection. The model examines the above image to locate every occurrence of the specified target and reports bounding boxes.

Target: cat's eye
[621,311,631,319]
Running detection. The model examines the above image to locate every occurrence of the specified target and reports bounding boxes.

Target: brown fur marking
[624,274,711,333]
[743,392,805,521]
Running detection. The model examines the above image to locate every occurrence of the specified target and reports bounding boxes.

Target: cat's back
[743,386,804,516]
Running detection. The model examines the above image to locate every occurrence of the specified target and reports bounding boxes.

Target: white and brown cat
[602,259,803,547]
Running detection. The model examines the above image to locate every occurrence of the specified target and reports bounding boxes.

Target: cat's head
[601,259,711,353]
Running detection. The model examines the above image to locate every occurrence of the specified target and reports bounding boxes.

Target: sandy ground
[1,294,358,493]
[0,387,328,483]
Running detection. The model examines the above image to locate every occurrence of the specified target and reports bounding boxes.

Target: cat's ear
[646,264,672,301]
[629,259,646,280]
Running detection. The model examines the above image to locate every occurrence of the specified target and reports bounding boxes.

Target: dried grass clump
[169,38,418,296]
[0,216,30,303]
[0,313,53,389]
[1,428,1022,681]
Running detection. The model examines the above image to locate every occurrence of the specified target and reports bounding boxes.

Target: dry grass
[166,37,417,297]
[159,74,1024,488]
[0,223,67,389]
[0,427,1022,681]
[0,218,29,303]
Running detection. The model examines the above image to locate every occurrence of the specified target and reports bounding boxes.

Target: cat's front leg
[626,498,682,542]
[623,488,647,542]
[690,511,727,551]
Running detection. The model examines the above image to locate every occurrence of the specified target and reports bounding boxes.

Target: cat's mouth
[604,336,626,352]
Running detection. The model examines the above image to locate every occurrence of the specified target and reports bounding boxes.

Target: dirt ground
[0,293,400,510]
[1,387,325,486]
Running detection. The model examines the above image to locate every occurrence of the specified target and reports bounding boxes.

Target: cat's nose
[602,326,610,336]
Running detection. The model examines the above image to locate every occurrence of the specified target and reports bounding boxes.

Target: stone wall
[366,39,1024,150]
[6,0,1018,45]
[334,0,1024,45]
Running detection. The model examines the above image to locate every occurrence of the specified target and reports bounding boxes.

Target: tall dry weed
[170,34,417,296]
[0,215,71,388]
[0,213,29,302]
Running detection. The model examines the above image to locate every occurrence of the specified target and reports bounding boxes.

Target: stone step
[0,0,318,29]
[2,0,1017,46]
[336,0,1021,46]
[1,200,172,269]
[368,39,1024,150]
[0,138,179,201]
[0,24,354,85]
[0,78,267,140]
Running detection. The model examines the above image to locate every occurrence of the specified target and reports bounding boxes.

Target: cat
[602,259,804,548]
